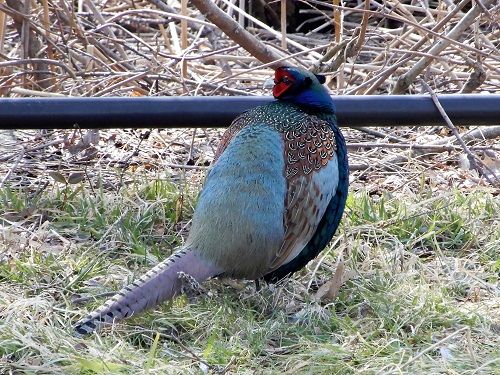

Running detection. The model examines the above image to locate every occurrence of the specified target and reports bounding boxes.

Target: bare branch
[393,0,497,94]
[190,0,285,67]
[421,80,499,187]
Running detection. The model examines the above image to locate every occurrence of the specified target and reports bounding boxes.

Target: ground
[0,126,498,374]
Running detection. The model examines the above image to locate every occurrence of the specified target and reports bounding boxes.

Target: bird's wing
[268,116,339,272]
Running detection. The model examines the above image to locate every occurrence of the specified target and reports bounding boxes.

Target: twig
[187,128,197,163]
[4,0,52,89]
[210,44,329,85]
[106,7,213,28]
[310,39,349,74]
[10,87,67,97]
[474,0,495,21]
[0,58,77,79]
[219,0,322,59]
[238,0,244,27]
[393,0,496,94]
[41,0,55,84]
[93,71,149,97]
[190,0,285,67]
[330,3,495,60]
[165,163,208,171]
[395,327,469,372]
[84,0,128,61]
[433,126,500,145]
[144,0,232,74]
[349,55,415,95]
[0,138,65,162]
[0,152,23,189]
[0,0,6,56]
[353,0,371,54]
[280,0,287,50]
[356,0,472,94]
[421,80,499,187]
[349,163,371,171]
[355,127,406,143]
[144,330,217,371]
[460,55,487,94]
[181,0,188,78]
[346,142,497,152]
[366,125,500,173]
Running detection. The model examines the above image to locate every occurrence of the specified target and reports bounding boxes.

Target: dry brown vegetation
[0,1,499,374]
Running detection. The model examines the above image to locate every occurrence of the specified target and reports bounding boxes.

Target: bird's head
[272,67,334,112]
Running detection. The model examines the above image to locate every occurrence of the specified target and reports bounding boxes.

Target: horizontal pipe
[0,95,498,129]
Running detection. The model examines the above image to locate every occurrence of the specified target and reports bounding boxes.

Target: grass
[0,175,498,374]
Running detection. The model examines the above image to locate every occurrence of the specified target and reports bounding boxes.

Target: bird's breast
[186,124,287,279]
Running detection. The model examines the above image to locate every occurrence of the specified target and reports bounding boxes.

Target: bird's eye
[274,74,293,85]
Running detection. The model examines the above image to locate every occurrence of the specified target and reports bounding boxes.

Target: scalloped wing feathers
[211,103,340,275]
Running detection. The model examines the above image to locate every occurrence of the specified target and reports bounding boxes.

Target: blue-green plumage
[74,66,349,335]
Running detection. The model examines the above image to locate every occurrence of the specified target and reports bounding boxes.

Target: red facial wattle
[273,81,291,98]
[273,68,294,98]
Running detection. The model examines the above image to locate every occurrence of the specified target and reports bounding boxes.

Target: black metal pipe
[0,95,498,129]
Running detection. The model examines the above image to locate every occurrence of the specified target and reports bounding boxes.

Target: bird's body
[74,67,348,335]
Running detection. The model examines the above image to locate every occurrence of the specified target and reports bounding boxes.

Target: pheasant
[74,66,349,335]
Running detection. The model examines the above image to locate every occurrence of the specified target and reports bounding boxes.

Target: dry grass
[1,1,499,374]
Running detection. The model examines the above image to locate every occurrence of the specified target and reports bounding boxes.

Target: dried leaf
[315,258,346,303]
[67,172,85,184]
[48,171,67,184]
[482,154,500,178]
[83,129,100,146]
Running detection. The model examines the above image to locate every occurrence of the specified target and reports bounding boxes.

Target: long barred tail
[74,248,218,335]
